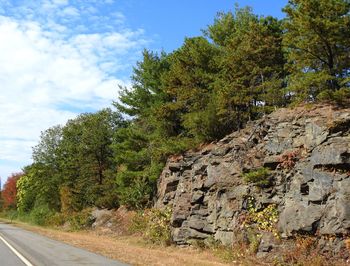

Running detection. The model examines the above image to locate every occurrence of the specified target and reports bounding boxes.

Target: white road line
[0,234,34,266]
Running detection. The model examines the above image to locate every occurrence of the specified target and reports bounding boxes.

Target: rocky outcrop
[156,105,350,255]
[91,206,135,235]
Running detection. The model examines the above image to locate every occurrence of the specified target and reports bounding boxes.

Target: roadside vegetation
[0,0,349,264]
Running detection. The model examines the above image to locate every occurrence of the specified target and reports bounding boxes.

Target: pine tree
[283,0,350,101]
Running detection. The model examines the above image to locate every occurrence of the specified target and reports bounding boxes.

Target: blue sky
[0,0,287,184]
[114,0,287,53]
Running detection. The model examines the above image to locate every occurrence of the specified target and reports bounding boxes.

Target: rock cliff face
[156,105,350,254]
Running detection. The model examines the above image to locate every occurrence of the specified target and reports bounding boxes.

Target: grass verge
[0,218,230,266]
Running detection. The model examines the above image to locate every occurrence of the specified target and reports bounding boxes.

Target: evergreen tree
[283,0,350,101]
[162,36,222,141]
[208,7,286,129]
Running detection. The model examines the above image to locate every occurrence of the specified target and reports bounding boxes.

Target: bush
[29,205,55,226]
[118,178,153,210]
[0,209,19,221]
[68,209,94,230]
[129,211,148,234]
[243,168,272,187]
[47,212,66,227]
[130,207,172,245]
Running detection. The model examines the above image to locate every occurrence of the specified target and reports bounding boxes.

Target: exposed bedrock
[156,105,350,255]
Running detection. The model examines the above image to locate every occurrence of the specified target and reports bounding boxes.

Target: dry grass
[5,219,345,266]
[5,220,234,266]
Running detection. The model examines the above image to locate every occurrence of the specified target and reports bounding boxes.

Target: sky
[0,0,287,184]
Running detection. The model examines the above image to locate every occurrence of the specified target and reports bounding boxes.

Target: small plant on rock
[278,149,301,169]
[243,168,272,187]
[242,197,279,237]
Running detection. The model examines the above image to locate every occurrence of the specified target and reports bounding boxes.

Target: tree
[283,0,350,101]
[59,108,125,212]
[16,167,37,213]
[162,36,222,141]
[2,173,22,209]
[207,7,286,130]
[116,49,170,119]
[30,126,63,211]
[17,109,126,214]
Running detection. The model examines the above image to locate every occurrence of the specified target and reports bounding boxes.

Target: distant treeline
[6,1,349,217]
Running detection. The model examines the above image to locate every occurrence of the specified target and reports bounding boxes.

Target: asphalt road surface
[0,222,128,266]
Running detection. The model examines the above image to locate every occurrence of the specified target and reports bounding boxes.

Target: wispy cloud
[0,0,148,179]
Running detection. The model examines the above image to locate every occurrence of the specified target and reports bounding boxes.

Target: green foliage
[47,212,66,227]
[283,0,350,100]
[58,108,125,212]
[29,204,55,226]
[116,173,154,209]
[130,208,172,245]
[243,168,272,187]
[13,2,350,222]
[246,229,262,254]
[162,36,221,140]
[317,87,350,105]
[129,210,148,234]
[0,209,19,222]
[20,109,126,215]
[17,171,37,213]
[68,209,94,231]
[211,7,286,131]
[243,197,279,238]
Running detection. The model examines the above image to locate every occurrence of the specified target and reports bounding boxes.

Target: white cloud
[0,1,149,180]
[61,6,80,17]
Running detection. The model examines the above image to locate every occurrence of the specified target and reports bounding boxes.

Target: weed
[278,149,301,169]
[243,197,279,237]
[277,236,344,266]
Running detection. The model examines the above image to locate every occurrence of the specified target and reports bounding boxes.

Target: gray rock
[188,228,210,239]
[214,230,234,246]
[303,121,329,149]
[188,215,207,230]
[258,232,277,253]
[320,193,350,235]
[310,137,350,166]
[263,155,283,169]
[91,208,113,228]
[278,198,324,236]
[191,191,204,204]
[155,105,350,251]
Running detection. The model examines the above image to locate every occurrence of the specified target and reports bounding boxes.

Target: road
[0,222,128,266]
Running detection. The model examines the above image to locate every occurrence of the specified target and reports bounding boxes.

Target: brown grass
[6,220,234,266]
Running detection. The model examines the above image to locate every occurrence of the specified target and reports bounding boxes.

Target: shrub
[278,149,301,169]
[68,209,94,230]
[130,207,172,246]
[129,210,148,234]
[0,209,19,222]
[243,168,272,187]
[117,176,153,210]
[47,212,66,227]
[279,236,335,266]
[29,205,55,226]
